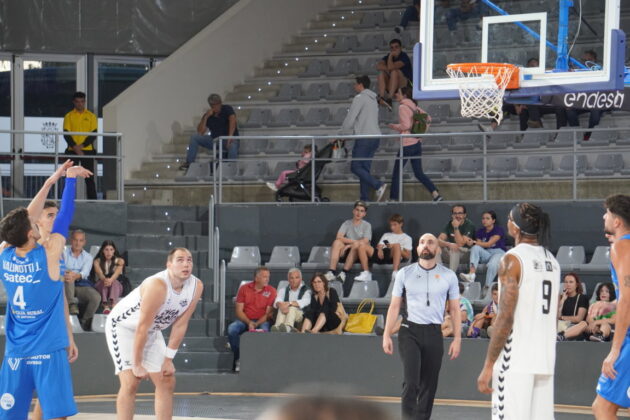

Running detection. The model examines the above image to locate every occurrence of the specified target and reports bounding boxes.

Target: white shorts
[492,368,554,420]
[105,319,166,375]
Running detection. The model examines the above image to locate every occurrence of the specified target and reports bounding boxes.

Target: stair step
[173,350,233,372]
[126,234,209,251]
[179,336,228,352]
[127,249,209,268]
[126,220,205,235]
[127,205,201,221]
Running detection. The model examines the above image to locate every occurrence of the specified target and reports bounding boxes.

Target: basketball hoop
[446,63,519,124]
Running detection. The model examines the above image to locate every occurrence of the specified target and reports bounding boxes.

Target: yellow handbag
[344,299,377,334]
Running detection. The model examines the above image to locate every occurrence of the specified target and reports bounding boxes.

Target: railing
[219,259,226,336]
[210,126,630,204]
[0,129,124,201]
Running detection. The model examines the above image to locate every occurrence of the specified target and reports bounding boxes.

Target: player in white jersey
[106,248,203,420]
[477,203,560,420]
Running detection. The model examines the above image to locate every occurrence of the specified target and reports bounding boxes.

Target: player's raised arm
[132,277,168,379]
[602,240,630,379]
[477,254,521,393]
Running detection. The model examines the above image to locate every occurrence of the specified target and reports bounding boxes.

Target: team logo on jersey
[7,358,20,371]
[0,393,14,410]
[179,299,188,308]
[545,261,553,272]
[532,260,542,271]
[263,291,271,298]
[434,274,440,279]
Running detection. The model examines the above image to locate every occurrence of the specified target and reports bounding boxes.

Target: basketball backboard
[414,0,626,101]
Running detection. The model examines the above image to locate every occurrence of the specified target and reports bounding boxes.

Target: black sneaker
[378,96,393,112]
[557,333,566,342]
[179,163,190,171]
[589,334,605,342]
[433,195,444,202]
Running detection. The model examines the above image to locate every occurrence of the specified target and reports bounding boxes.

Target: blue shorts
[596,335,630,408]
[0,348,77,420]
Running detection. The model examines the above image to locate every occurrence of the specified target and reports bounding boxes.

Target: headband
[510,204,538,235]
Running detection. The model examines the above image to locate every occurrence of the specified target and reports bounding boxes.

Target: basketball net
[446,63,518,125]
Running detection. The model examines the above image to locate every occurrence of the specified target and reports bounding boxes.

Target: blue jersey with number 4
[0,244,68,356]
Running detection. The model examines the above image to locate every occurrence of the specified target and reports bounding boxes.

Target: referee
[383,233,462,420]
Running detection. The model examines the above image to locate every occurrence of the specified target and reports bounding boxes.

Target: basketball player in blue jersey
[0,160,91,420]
[592,194,630,419]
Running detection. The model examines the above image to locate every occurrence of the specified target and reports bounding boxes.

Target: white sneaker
[391,270,398,281]
[459,272,476,282]
[266,182,278,192]
[337,271,347,283]
[324,271,336,282]
[376,184,388,202]
[354,271,372,282]
[234,360,240,373]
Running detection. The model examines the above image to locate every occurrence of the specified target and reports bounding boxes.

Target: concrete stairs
[125,205,233,374]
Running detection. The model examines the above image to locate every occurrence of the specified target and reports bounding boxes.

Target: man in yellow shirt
[63,92,98,199]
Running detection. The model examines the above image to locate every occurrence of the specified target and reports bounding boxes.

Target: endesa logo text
[563,91,625,110]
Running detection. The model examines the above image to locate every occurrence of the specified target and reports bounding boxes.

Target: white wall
[103,0,335,179]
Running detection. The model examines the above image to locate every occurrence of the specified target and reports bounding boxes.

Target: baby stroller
[276,142,334,202]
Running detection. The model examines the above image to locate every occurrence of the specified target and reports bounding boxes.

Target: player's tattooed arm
[484,254,520,365]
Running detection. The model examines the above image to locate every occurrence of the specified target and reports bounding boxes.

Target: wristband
[165,347,177,359]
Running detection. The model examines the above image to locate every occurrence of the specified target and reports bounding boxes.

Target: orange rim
[447,62,520,90]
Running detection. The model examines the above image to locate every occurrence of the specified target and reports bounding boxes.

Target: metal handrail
[219,259,226,336]
[212,126,630,203]
[213,227,220,303]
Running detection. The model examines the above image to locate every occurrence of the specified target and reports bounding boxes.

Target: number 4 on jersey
[13,286,26,310]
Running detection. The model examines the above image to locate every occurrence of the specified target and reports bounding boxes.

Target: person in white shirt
[355,214,412,282]
[271,268,312,333]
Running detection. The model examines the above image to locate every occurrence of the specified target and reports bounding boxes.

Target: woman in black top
[301,274,341,333]
[557,272,589,341]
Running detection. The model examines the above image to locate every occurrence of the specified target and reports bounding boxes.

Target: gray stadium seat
[513,129,550,149]
[296,108,331,127]
[327,36,359,53]
[385,10,403,26]
[463,282,481,301]
[355,34,386,52]
[302,246,331,269]
[268,109,301,127]
[582,129,616,145]
[486,135,514,150]
[547,127,576,148]
[326,107,350,126]
[276,280,289,293]
[265,139,297,155]
[0,315,4,335]
[235,161,269,181]
[360,57,379,75]
[584,154,624,176]
[89,245,100,258]
[487,157,517,178]
[92,314,107,333]
[299,59,331,77]
[232,280,251,302]
[371,159,391,178]
[450,157,483,178]
[550,155,587,177]
[449,134,481,151]
[556,245,586,270]
[298,83,331,101]
[322,162,351,181]
[580,246,610,272]
[269,84,301,102]
[228,246,261,269]
[0,283,6,305]
[472,282,497,311]
[378,107,397,124]
[327,82,355,100]
[329,280,344,299]
[265,246,301,269]
[589,282,603,304]
[70,315,84,333]
[273,161,297,174]
[218,162,238,180]
[327,59,360,77]
[515,156,552,177]
[424,158,452,179]
[345,281,380,302]
[356,11,385,28]
[427,104,451,121]
[241,109,272,128]
[239,139,268,155]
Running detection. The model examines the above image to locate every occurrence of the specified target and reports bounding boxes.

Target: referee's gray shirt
[393,262,459,325]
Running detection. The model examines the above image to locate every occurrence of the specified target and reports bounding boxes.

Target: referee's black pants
[66,149,97,199]
[398,321,444,420]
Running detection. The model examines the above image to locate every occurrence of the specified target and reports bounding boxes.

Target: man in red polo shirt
[227,267,277,372]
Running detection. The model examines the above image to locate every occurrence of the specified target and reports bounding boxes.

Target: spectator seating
[472,282,497,311]
[235,161,269,181]
[585,154,624,176]
[451,157,483,178]
[487,157,518,178]
[302,246,331,269]
[515,156,553,177]
[579,246,610,272]
[0,315,4,335]
[556,245,586,270]
[298,83,331,101]
[345,281,380,304]
[462,282,482,301]
[269,84,301,102]
[89,245,100,258]
[514,129,550,149]
[327,59,360,77]
[70,315,84,333]
[265,246,301,269]
[550,155,587,177]
[92,314,108,333]
[329,280,344,299]
[229,246,262,269]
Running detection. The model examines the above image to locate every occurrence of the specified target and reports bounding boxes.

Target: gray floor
[73,395,597,419]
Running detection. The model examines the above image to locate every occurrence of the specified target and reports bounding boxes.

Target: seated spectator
[301,274,342,334]
[394,0,420,34]
[63,229,101,331]
[271,268,311,333]
[467,283,498,338]
[388,86,443,202]
[566,50,608,140]
[376,39,413,110]
[563,282,616,342]
[227,267,277,372]
[179,93,239,171]
[355,213,412,282]
[556,272,589,341]
[93,240,126,314]
[438,205,475,272]
[442,283,473,337]
[325,201,372,283]
[459,210,506,285]
[266,145,312,192]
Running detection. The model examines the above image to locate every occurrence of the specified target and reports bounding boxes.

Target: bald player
[383,233,461,420]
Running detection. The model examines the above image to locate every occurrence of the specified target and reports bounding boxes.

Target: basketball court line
[69,392,630,417]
